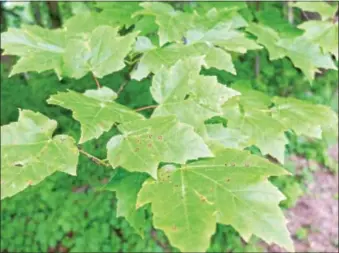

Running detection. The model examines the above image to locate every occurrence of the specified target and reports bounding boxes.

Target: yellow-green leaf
[1,110,79,199]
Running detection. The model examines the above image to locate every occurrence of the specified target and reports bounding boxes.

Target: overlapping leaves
[150,57,239,127]
[106,115,213,178]
[2,2,339,253]
[47,86,143,143]
[1,24,138,79]
[247,23,337,81]
[131,2,261,80]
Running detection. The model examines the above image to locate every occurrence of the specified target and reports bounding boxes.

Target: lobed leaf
[106,115,213,178]
[271,96,339,139]
[103,169,148,236]
[63,26,138,79]
[1,110,79,199]
[298,21,338,60]
[47,87,143,143]
[136,149,293,252]
[150,57,239,127]
[1,25,66,78]
[291,2,338,21]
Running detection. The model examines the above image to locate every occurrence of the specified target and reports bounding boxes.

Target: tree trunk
[30,2,42,26]
[46,1,61,28]
[0,2,6,32]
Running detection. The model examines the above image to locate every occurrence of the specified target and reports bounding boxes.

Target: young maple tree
[1,2,338,252]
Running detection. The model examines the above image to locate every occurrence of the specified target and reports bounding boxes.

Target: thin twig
[78,148,110,167]
[135,105,158,112]
[117,80,128,95]
[91,72,101,89]
[301,10,311,21]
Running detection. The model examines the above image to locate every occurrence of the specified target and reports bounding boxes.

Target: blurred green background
[1,2,338,253]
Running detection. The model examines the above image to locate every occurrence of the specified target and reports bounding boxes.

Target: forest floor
[263,145,338,252]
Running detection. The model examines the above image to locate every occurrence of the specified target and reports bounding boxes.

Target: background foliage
[1,1,338,253]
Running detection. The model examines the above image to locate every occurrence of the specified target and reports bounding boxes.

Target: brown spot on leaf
[14,162,24,167]
[157,136,163,140]
[27,180,33,185]
[172,225,177,231]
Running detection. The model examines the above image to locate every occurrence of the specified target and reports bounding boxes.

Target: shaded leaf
[291,2,338,21]
[103,169,148,236]
[135,2,193,46]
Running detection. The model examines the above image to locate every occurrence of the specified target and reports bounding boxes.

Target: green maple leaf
[231,82,272,109]
[222,97,288,164]
[135,2,193,46]
[131,9,260,80]
[47,87,143,143]
[193,7,248,31]
[291,2,338,21]
[197,2,247,13]
[134,36,157,53]
[63,26,138,79]
[186,24,261,54]
[63,13,113,35]
[131,41,227,80]
[136,149,293,252]
[205,124,249,150]
[106,115,213,178]
[298,21,338,60]
[1,110,79,199]
[277,37,337,81]
[96,2,142,28]
[247,23,337,81]
[271,96,338,139]
[150,57,239,127]
[246,23,286,60]
[1,25,66,78]
[103,169,148,236]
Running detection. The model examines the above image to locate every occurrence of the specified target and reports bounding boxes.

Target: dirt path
[264,150,338,252]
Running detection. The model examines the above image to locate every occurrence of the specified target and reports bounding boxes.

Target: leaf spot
[14,162,24,167]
